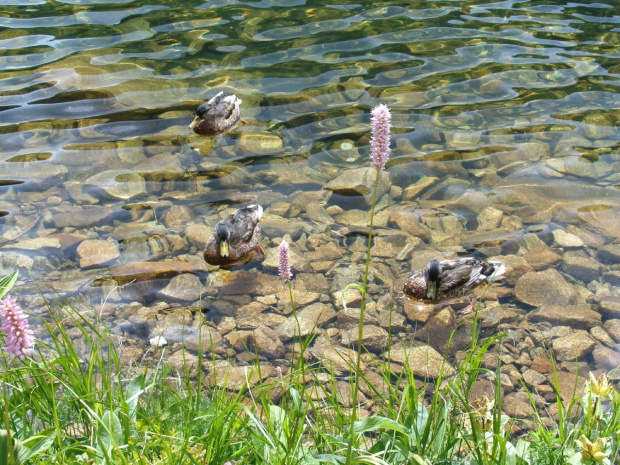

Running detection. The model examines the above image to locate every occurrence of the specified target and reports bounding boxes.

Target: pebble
[76,239,120,268]
[551,331,596,361]
[157,273,205,302]
[527,305,601,329]
[552,229,584,248]
[390,344,455,378]
[514,269,581,307]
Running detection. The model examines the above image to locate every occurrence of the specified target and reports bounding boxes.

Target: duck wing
[438,258,486,295]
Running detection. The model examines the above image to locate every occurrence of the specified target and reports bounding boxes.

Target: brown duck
[204,204,264,267]
[403,258,505,303]
[189,92,242,136]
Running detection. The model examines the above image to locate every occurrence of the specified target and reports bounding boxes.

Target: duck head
[216,223,230,257]
[424,259,442,300]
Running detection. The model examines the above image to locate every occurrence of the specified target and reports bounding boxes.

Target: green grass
[0,291,617,464]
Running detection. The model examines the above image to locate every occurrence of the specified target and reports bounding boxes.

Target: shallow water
[1,0,620,373]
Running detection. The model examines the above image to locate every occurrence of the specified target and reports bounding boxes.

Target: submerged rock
[157,273,205,302]
[390,343,455,378]
[514,269,581,307]
[527,305,601,329]
[110,259,204,285]
[325,167,390,205]
[276,303,336,341]
[76,239,120,268]
[551,331,596,361]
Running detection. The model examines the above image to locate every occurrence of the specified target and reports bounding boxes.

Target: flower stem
[344,167,381,464]
[289,280,306,399]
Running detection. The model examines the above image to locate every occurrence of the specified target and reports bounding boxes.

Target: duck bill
[189,115,200,129]
[426,281,437,300]
[219,240,230,257]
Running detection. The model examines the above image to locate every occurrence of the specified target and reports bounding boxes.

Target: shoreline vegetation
[0,106,618,464]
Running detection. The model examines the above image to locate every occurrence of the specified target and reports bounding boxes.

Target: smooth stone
[260,216,306,240]
[592,345,620,371]
[562,255,601,283]
[221,271,281,296]
[390,343,455,378]
[134,154,184,181]
[514,269,581,307]
[276,303,336,341]
[1,252,34,271]
[247,326,286,359]
[522,369,547,388]
[402,176,438,200]
[603,271,620,286]
[552,331,596,361]
[552,229,584,248]
[414,307,456,353]
[502,392,535,418]
[387,208,432,242]
[341,325,389,352]
[597,296,620,319]
[237,132,283,154]
[305,203,334,224]
[207,363,273,391]
[85,170,146,200]
[110,222,167,241]
[603,319,620,342]
[110,259,204,285]
[522,246,561,270]
[499,255,533,286]
[590,326,616,347]
[325,167,390,201]
[477,206,504,231]
[306,242,346,262]
[161,205,194,229]
[184,223,211,249]
[310,346,365,376]
[76,239,120,268]
[157,273,205,302]
[597,244,620,265]
[6,237,61,251]
[371,233,421,258]
[162,325,224,351]
[549,372,586,402]
[52,206,114,228]
[527,305,601,330]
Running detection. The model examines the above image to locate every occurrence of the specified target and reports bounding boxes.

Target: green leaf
[0,270,18,300]
[352,416,409,436]
[20,428,56,461]
[0,429,29,464]
[100,410,123,451]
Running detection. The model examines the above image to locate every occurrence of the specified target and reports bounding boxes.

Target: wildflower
[589,372,613,398]
[471,395,494,433]
[0,296,35,360]
[369,103,392,171]
[278,239,293,282]
[580,435,609,462]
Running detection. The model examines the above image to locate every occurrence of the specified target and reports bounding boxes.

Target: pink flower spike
[370,104,392,171]
[0,296,35,361]
[278,239,293,282]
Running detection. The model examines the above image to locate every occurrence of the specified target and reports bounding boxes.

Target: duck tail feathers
[487,261,506,282]
[247,204,263,221]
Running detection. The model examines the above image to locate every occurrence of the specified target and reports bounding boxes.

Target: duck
[203,204,264,267]
[189,92,242,136]
[403,257,505,303]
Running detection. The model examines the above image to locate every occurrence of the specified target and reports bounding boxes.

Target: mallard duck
[403,258,505,303]
[203,204,264,267]
[189,92,242,136]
